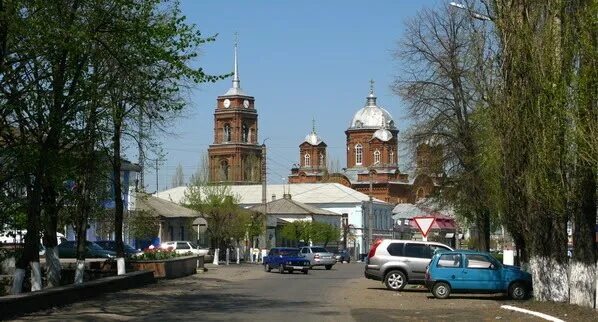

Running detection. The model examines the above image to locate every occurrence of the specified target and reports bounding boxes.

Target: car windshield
[279,249,299,256]
[189,242,198,248]
[311,247,328,253]
[87,242,104,250]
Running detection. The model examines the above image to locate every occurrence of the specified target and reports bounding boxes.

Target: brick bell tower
[207,39,262,184]
[288,119,327,183]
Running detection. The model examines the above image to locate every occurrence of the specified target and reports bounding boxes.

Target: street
[10,263,597,322]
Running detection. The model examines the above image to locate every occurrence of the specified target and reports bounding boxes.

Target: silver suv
[364,239,453,291]
[299,246,337,270]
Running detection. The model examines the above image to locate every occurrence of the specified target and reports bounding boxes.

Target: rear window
[387,243,404,256]
[404,243,428,258]
[437,254,462,268]
[177,242,190,249]
[310,247,328,253]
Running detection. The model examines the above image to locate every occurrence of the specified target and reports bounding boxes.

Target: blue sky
[137,0,444,191]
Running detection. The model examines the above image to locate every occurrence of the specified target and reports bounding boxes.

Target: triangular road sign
[414,217,436,237]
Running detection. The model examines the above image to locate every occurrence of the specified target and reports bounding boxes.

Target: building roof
[135,194,199,218]
[249,195,339,216]
[157,183,388,206]
[349,81,396,130]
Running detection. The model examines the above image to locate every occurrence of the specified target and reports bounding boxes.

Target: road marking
[501,305,565,322]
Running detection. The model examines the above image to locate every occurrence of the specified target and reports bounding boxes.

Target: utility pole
[368,170,373,252]
[342,213,348,250]
[261,143,267,249]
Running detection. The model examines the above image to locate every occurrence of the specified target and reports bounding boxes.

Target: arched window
[373,150,381,164]
[319,153,325,167]
[219,160,229,181]
[389,150,394,164]
[223,124,231,142]
[416,187,425,201]
[355,144,363,165]
[242,123,249,143]
[304,153,311,167]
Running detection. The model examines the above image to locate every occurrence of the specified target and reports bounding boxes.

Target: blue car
[263,247,311,274]
[425,250,532,300]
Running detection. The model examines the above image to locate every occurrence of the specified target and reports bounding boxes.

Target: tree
[311,221,340,248]
[280,221,312,244]
[171,163,185,188]
[393,3,494,251]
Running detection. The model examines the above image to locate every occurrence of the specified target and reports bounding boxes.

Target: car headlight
[286,261,292,265]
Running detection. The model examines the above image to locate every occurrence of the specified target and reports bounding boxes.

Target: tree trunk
[570,165,597,307]
[112,111,126,275]
[74,180,89,285]
[42,185,61,288]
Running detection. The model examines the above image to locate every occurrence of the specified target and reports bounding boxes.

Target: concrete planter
[129,255,200,279]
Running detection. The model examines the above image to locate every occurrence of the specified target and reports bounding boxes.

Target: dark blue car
[425,250,532,300]
[263,247,310,274]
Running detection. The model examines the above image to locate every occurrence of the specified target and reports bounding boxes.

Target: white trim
[500,305,565,322]
[355,144,363,165]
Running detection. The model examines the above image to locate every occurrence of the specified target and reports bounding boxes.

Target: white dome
[304,132,323,145]
[351,106,395,129]
[349,84,395,130]
[373,128,393,142]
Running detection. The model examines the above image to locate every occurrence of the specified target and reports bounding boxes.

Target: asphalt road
[10,262,598,321]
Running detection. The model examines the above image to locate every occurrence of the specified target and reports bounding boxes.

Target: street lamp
[449,1,493,21]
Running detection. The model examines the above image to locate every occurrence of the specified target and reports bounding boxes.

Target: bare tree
[171,163,185,187]
[393,4,493,251]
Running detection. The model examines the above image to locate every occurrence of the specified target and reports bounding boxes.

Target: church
[207,42,443,206]
[288,81,444,205]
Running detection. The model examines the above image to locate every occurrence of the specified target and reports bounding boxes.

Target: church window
[304,153,311,167]
[223,124,231,142]
[242,123,249,143]
[319,153,325,167]
[373,150,380,165]
[355,144,363,165]
[416,187,425,201]
[219,160,229,181]
[389,150,394,164]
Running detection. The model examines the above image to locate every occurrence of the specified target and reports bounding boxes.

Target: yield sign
[413,216,436,237]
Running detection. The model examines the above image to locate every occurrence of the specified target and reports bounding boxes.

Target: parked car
[57,241,116,259]
[334,249,351,263]
[364,239,453,291]
[263,247,310,274]
[299,246,336,270]
[94,241,143,257]
[160,241,209,256]
[425,250,532,300]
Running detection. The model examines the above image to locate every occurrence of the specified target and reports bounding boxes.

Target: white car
[160,241,209,256]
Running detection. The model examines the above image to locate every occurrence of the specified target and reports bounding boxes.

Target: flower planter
[129,255,199,279]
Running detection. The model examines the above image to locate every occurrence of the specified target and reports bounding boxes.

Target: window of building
[416,187,426,201]
[374,150,380,164]
[304,153,311,167]
[355,144,362,165]
[180,226,185,240]
[242,123,249,143]
[219,160,229,181]
[223,123,231,142]
[319,153,325,167]
[389,150,394,164]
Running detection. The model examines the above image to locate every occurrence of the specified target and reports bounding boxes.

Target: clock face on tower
[243,99,250,108]
[223,99,231,108]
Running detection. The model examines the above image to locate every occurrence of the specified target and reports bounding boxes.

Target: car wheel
[325,265,332,270]
[509,282,528,300]
[302,269,308,274]
[264,264,271,272]
[279,264,285,274]
[384,270,407,291]
[347,258,350,263]
[432,282,451,299]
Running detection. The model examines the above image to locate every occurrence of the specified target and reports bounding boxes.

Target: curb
[501,305,565,322]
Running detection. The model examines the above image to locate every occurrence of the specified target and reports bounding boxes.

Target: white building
[157,183,394,258]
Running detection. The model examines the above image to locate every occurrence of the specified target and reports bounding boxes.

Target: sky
[135,0,444,192]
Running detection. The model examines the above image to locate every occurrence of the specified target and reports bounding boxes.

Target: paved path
[8,263,597,321]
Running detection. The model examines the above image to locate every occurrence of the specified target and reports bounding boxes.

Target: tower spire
[232,32,240,90]
[312,117,316,134]
[367,79,377,106]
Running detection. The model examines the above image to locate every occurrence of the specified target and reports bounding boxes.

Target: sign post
[413,216,436,242]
